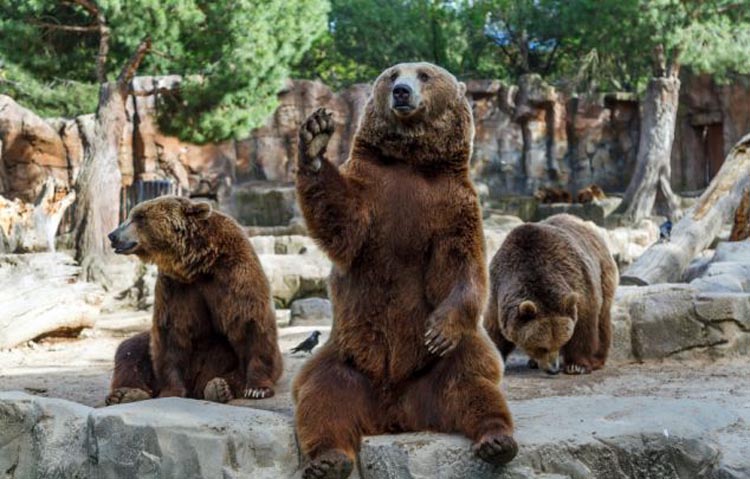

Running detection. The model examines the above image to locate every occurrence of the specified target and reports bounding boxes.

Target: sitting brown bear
[576,184,606,204]
[293,63,517,479]
[534,186,573,204]
[484,214,618,375]
[106,196,282,404]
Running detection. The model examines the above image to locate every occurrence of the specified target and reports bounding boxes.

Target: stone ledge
[2,392,748,479]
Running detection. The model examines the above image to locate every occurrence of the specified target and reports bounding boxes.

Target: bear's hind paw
[204,377,234,403]
[473,432,518,466]
[243,386,274,400]
[303,450,353,479]
[105,387,151,406]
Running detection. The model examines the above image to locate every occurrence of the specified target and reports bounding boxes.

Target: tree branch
[542,41,560,76]
[117,36,152,86]
[30,20,98,32]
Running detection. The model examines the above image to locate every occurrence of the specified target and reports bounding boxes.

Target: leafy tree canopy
[0,0,329,143]
[295,0,750,92]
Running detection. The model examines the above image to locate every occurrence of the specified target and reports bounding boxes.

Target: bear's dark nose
[392,84,412,104]
[108,230,118,242]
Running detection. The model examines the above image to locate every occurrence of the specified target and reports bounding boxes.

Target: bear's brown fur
[106,196,282,404]
[484,214,618,375]
[534,186,573,204]
[576,184,606,204]
[292,62,516,479]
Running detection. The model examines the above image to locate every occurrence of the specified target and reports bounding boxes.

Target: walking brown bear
[292,62,517,479]
[484,214,618,375]
[106,196,282,404]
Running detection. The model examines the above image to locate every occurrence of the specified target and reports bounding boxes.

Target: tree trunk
[73,38,150,285]
[615,76,681,220]
[615,47,682,221]
[73,85,126,285]
[0,178,75,253]
[621,133,750,285]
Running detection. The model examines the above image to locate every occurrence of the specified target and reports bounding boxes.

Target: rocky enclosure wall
[1,73,749,206]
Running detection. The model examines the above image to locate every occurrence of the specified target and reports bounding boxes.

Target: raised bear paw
[105,387,151,406]
[473,432,519,466]
[303,449,354,479]
[299,108,334,171]
[243,386,274,400]
[204,377,234,403]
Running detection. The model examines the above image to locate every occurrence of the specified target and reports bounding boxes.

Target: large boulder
[231,183,298,227]
[359,395,746,479]
[88,398,298,479]
[289,298,333,326]
[690,241,750,293]
[615,284,750,360]
[1,392,749,479]
[0,391,90,478]
[260,253,331,307]
[0,96,70,201]
[250,235,319,255]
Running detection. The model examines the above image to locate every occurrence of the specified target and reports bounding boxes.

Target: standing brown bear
[293,62,517,479]
[484,214,618,375]
[106,196,282,404]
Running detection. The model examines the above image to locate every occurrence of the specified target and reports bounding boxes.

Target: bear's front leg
[224,311,282,400]
[296,108,371,268]
[151,324,190,398]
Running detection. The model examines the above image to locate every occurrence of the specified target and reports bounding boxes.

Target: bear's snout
[392,84,413,107]
[108,221,139,254]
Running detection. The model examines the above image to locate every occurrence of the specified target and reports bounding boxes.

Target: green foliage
[295,0,750,93]
[293,0,510,89]
[0,0,329,143]
[0,61,99,117]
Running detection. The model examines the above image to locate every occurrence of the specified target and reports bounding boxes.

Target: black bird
[659,219,673,243]
[290,331,322,354]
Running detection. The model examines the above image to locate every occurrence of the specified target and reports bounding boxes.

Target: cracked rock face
[2,392,749,479]
[611,241,750,362]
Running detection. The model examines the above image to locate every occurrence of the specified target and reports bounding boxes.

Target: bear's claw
[204,377,234,403]
[564,363,591,375]
[474,432,518,466]
[303,450,353,479]
[300,108,334,167]
[105,387,151,406]
[242,387,274,400]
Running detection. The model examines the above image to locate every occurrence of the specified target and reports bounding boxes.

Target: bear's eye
[418,72,430,82]
[389,71,399,82]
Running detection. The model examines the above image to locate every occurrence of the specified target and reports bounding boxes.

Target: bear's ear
[518,300,538,318]
[457,81,467,97]
[563,292,580,314]
[185,201,212,220]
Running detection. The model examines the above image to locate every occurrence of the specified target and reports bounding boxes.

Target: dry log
[0,253,103,349]
[0,178,75,253]
[621,133,750,285]
[729,186,750,241]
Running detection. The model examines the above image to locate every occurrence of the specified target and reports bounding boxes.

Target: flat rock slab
[2,392,748,479]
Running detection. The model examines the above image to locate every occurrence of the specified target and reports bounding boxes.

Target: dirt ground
[2,312,749,416]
